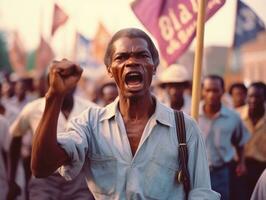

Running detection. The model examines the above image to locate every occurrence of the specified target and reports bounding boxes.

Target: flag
[233,1,265,48]
[51,4,69,36]
[73,32,100,68]
[131,0,225,65]
[91,22,111,64]
[8,31,27,75]
[35,37,54,76]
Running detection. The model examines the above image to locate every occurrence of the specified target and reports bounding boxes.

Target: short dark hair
[249,81,266,98]
[203,74,224,90]
[104,28,159,69]
[229,82,247,95]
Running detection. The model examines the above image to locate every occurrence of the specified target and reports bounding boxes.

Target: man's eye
[115,55,127,61]
[114,56,123,61]
[137,54,149,58]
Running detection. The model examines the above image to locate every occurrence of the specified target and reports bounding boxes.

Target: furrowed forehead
[112,37,150,54]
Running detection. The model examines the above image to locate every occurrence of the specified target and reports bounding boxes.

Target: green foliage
[0,31,11,72]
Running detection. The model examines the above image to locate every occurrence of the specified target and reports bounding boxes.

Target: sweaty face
[202,78,223,106]
[108,37,155,98]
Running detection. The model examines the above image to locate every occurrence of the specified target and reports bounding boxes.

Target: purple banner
[131,0,225,65]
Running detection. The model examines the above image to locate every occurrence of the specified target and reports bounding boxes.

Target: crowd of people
[0,28,265,200]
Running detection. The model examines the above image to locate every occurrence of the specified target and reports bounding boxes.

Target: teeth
[130,72,139,75]
[125,71,142,85]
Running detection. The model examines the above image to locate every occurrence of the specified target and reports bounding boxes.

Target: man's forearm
[8,136,22,183]
[31,94,69,178]
[236,146,245,164]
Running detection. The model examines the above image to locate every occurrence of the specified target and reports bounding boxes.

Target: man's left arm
[233,117,250,176]
[186,117,221,199]
[235,145,246,176]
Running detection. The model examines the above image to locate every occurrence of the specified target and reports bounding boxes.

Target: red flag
[51,4,69,36]
[8,31,27,75]
[35,37,54,76]
[131,0,225,65]
[91,22,111,64]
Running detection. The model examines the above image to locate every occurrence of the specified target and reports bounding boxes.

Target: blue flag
[233,1,265,48]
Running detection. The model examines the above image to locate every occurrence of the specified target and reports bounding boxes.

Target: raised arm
[31,59,83,178]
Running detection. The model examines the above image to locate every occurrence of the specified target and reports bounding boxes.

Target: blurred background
[0,0,265,88]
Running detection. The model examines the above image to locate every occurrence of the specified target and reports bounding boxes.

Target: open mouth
[125,72,143,89]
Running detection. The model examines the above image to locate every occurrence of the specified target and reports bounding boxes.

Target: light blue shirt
[58,97,220,200]
[198,103,250,167]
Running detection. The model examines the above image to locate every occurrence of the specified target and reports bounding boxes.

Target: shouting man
[31,28,219,199]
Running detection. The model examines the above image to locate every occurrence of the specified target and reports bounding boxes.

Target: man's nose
[125,57,140,67]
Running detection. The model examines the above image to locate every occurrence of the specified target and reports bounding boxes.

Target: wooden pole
[191,0,206,120]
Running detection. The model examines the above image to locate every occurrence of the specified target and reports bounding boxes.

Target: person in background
[198,75,250,200]
[33,75,49,98]
[1,73,16,106]
[228,83,248,199]
[31,28,220,199]
[0,115,9,200]
[8,85,95,200]
[229,82,247,109]
[13,78,32,111]
[75,71,100,103]
[237,81,266,199]
[158,64,191,115]
[97,74,118,106]
[0,81,19,125]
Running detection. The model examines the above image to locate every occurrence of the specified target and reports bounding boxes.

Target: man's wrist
[45,88,64,100]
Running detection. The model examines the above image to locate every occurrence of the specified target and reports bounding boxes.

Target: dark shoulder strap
[174,110,190,200]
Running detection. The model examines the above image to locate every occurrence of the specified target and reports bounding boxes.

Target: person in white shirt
[0,115,9,200]
[8,89,96,200]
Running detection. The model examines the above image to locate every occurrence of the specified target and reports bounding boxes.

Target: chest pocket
[88,155,117,195]
[144,146,179,199]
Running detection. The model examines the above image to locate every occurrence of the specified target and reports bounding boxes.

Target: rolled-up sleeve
[186,117,221,199]
[57,111,91,181]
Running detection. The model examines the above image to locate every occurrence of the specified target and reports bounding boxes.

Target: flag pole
[224,0,238,90]
[191,0,206,121]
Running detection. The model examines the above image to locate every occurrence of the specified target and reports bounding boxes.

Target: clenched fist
[47,59,83,97]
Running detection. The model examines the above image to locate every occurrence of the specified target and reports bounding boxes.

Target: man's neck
[170,97,184,110]
[204,103,221,118]
[249,106,265,125]
[119,93,155,121]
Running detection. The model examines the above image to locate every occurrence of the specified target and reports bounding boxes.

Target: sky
[0,0,265,58]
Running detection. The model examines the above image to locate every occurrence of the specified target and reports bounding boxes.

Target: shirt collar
[239,105,249,120]
[199,101,229,118]
[99,96,173,127]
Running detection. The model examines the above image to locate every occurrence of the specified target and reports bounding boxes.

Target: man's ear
[152,65,157,75]
[107,66,113,77]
